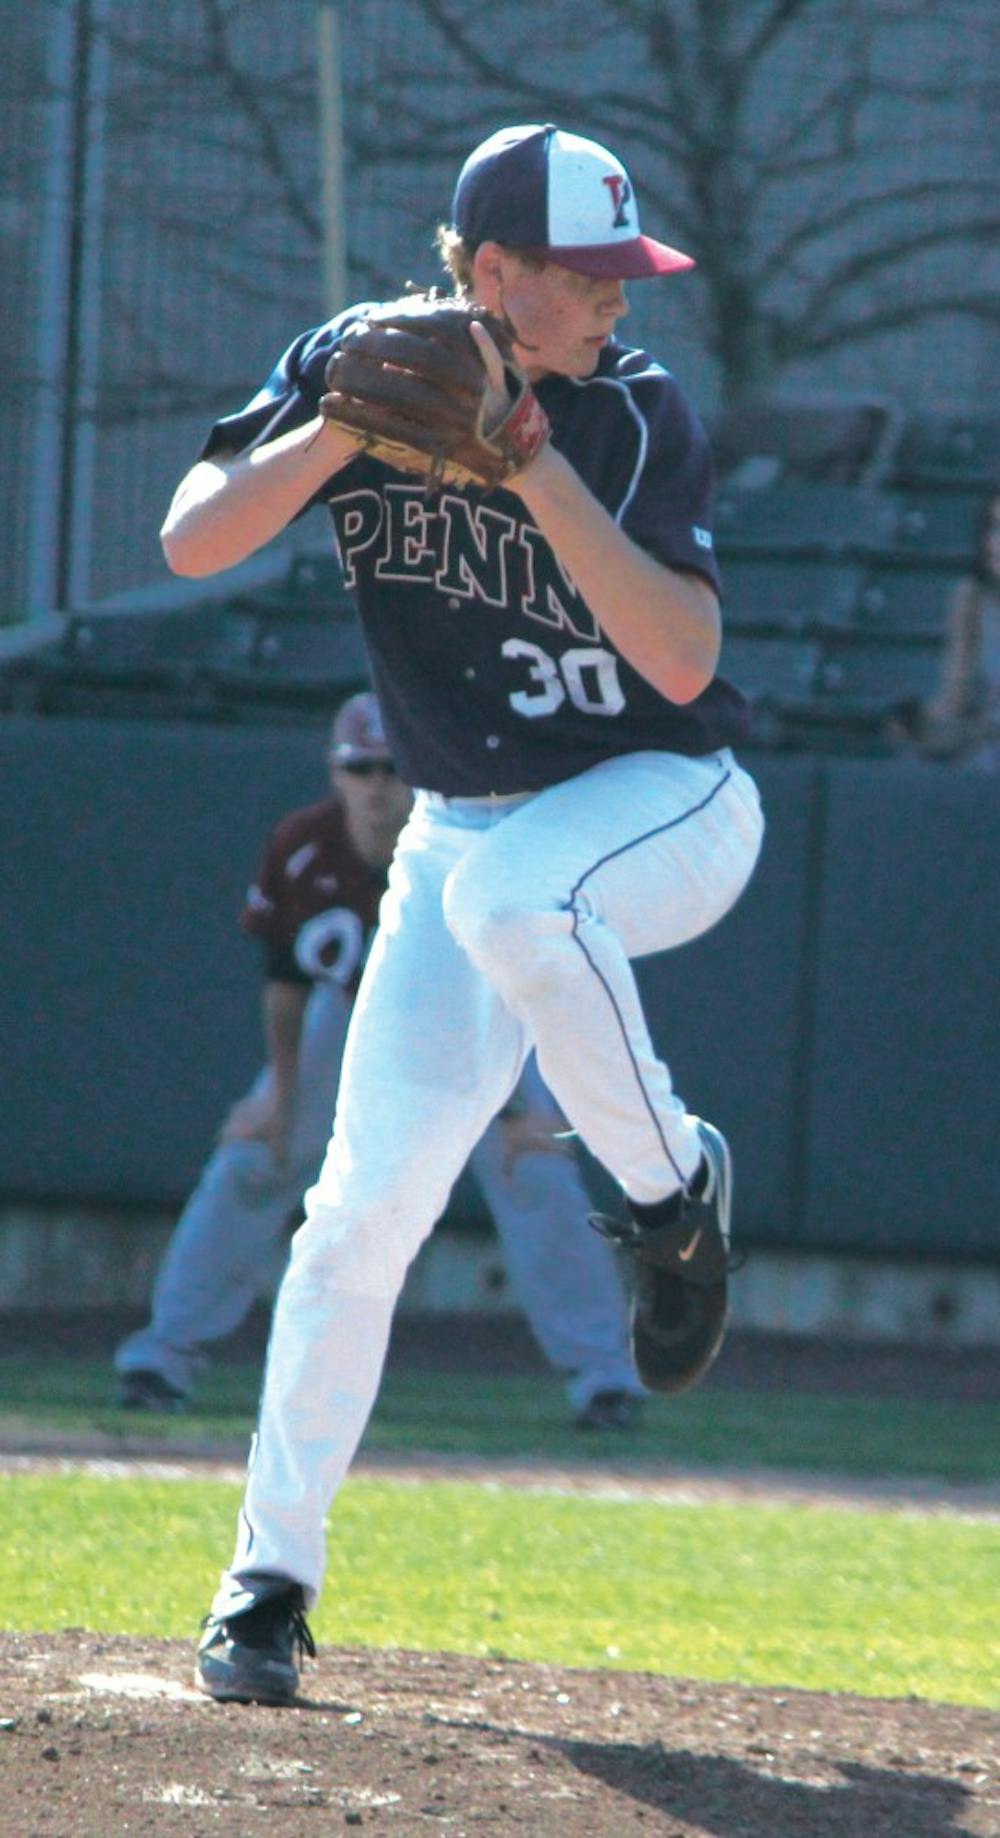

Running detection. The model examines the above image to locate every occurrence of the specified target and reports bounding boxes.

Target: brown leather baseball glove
[318,293,550,490]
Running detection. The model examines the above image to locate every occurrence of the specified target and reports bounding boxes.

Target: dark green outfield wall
[634,757,998,1257]
[2,717,997,1258]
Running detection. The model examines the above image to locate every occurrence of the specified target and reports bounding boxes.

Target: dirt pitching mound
[1,1632,995,1836]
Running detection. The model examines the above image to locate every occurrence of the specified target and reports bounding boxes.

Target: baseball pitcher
[160,123,764,1703]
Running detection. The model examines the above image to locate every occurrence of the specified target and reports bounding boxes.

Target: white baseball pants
[214,747,763,1611]
[115,980,637,1410]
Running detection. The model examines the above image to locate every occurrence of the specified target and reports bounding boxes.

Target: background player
[160,122,764,1704]
[113,691,645,1431]
[890,483,1000,769]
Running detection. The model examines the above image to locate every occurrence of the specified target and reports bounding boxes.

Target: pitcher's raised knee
[444,872,580,996]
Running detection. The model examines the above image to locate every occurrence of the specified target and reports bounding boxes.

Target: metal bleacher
[720,557,864,633]
[0,550,369,723]
[711,399,997,753]
[891,488,984,561]
[853,561,961,636]
[61,604,260,676]
[891,411,1000,489]
[714,482,903,555]
[719,633,823,704]
[815,636,943,708]
[243,612,368,699]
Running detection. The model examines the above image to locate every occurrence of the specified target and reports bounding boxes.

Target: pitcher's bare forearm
[160,419,358,577]
[512,445,720,704]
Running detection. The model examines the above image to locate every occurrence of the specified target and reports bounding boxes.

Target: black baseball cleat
[195,1585,316,1705]
[594,1120,733,1396]
[574,1389,645,1431]
[117,1369,187,1414]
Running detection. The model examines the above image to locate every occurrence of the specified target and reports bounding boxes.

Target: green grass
[2,1470,998,1708]
[1,1355,998,1483]
[3,1351,997,1710]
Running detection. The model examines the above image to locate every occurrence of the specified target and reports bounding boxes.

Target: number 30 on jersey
[502,638,625,718]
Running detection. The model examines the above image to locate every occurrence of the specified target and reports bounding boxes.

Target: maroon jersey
[240,797,387,996]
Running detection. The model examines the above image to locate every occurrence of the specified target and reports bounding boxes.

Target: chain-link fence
[2,0,997,623]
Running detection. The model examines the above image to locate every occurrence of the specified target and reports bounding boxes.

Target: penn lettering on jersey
[333,485,600,640]
[203,307,750,796]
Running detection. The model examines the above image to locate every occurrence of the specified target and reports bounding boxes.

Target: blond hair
[434,224,547,296]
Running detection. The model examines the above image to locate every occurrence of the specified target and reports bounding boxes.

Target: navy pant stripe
[561,768,732,1189]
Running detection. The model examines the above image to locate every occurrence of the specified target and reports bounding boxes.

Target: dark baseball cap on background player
[452,123,695,281]
[328,691,393,768]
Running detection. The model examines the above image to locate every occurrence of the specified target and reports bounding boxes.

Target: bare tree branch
[743,0,818,67]
[383,0,996,402]
[74,0,1000,413]
[785,292,1000,361]
[801,218,1000,331]
[201,0,322,243]
[765,179,1000,276]
[394,0,572,111]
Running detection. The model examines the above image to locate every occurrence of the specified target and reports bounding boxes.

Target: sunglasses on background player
[337,759,401,780]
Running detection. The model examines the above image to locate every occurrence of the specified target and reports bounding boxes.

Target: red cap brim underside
[534,235,695,279]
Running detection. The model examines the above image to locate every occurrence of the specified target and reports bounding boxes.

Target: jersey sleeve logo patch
[692,525,713,549]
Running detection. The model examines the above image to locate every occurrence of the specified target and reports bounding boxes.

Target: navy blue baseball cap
[452,124,694,280]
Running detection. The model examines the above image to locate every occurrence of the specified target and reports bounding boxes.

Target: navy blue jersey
[202,305,750,794]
